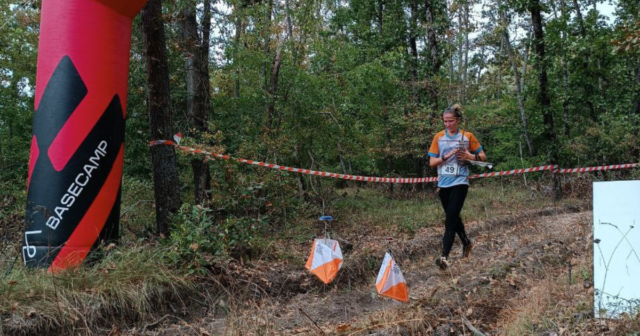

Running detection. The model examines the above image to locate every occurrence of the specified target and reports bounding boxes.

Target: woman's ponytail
[443,104,463,120]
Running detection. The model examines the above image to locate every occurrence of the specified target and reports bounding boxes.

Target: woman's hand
[444,148,459,160]
[456,149,472,161]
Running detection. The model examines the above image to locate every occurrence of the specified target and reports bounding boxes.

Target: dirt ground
[110,203,630,336]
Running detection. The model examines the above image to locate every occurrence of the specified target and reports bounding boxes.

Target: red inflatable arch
[23,0,149,272]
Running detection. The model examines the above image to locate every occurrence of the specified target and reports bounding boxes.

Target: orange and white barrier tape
[558,163,640,173]
[469,165,557,179]
[150,138,639,184]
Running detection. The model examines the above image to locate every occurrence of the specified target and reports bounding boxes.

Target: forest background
[2,0,639,210]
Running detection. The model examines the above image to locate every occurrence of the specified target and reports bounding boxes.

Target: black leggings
[439,184,471,258]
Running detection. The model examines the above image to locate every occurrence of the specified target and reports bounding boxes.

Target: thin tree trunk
[573,0,587,37]
[560,0,570,136]
[522,26,531,93]
[262,0,273,89]
[234,4,242,98]
[530,0,561,200]
[457,7,463,102]
[497,37,503,99]
[462,1,470,104]
[141,0,182,236]
[285,0,293,38]
[635,61,640,116]
[425,0,441,112]
[180,0,212,205]
[500,7,534,156]
[409,0,420,109]
[384,105,393,195]
[561,57,570,135]
[476,45,485,84]
[377,0,384,37]
[573,0,597,121]
[294,145,305,196]
[180,9,197,123]
[265,38,284,135]
[194,0,212,204]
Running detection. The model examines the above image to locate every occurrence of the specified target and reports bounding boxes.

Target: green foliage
[167,202,269,274]
[166,204,215,274]
[0,1,37,192]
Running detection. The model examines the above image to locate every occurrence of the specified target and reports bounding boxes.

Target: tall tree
[408,0,420,109]
[498,2,535,156]
[179,0,213,205]
[425,0,442,111]
[529,0,561,200]
[142,0,182,235]
[572,0,597,121]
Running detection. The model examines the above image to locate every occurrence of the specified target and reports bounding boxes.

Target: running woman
[428,104,486,270]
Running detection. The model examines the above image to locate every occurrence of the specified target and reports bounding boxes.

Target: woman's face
[442,112,460,133]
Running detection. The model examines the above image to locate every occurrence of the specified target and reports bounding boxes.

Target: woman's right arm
[429,149,457,167]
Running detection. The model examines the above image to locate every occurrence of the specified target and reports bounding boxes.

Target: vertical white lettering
[54,206,68,219]
[75,173,89,186]
[67,183,82,197]
[22,230,42,262]
[61,193,76,207]
[46,217,60,230]
[98,140,108,153]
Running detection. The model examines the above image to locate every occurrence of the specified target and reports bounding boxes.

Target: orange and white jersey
[428,129,483,188]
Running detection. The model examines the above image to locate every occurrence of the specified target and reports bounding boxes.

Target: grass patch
[0,176,598,335]
[332,179,580,238]
[1,245,196,335]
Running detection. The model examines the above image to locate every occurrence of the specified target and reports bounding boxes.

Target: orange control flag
[375,252,408,302]
[305,239,343,284]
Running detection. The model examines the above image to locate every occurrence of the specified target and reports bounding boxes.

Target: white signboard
[593,181,640,318]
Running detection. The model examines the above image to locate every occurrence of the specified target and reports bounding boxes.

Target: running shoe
[435,256,450,270]
[463,241,475,259]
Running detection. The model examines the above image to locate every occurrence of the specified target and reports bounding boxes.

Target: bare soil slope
[120,204,630,336]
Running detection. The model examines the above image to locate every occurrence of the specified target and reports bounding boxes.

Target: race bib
[441,160,459,176]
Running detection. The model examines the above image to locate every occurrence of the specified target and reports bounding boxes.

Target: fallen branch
[462,316,487,336]
[142,314,173,331]
[298,306,325,335]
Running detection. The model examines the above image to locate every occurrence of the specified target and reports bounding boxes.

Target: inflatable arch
[23,0,149,271]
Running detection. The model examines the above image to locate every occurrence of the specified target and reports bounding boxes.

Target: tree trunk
[522,26,531,93]
[294,145,305,196]
[500,6,534,156]
[462,1,470,104]
[179,0,212,205]
[423,0,442,192]
[476,45,485,84]
[635,60,640,116]
[384,106,394,195]
[261,0,274,89]
[457,6,463,102]
[234,4,242,99]
[425,0,441,112]
[265,39,284,135]
[572,0,597,121]
[141,0,182,236]
[377,0,384,37]
[529,0,561,200]
[409,0,420,109]
[560,0,570,136]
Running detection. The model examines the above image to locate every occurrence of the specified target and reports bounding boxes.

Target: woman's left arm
[458,149,486,162]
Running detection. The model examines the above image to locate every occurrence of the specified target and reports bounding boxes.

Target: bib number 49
[442,161,459,175]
